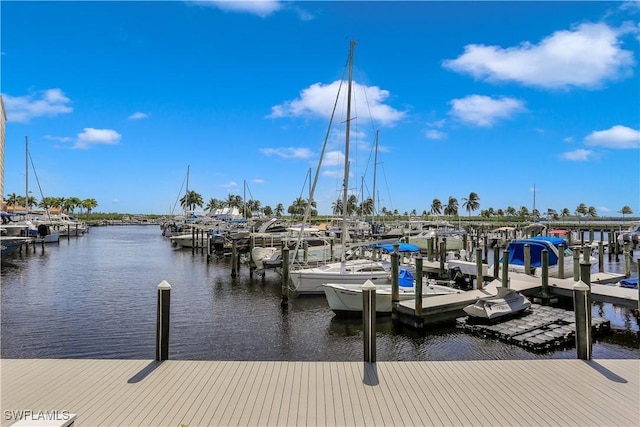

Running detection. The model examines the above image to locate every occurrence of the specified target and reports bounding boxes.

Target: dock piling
[501,249,509,288]
[558,244,565,279]
[573,280,592,360]
[156,280,171,361]
[624,242,631,278]
[524,244,531,275]
[281,247,289,306]
[475,247,483,290]
[362,280,376,363]
[541,248,549,298]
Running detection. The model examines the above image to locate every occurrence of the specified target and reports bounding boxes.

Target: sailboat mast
[341,40,356,249]
[372,130,378,223]
[25,136,29,214]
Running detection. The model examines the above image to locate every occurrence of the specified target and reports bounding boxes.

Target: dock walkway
[1,358,638,426]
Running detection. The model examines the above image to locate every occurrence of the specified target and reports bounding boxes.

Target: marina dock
[395,272,635,328]
[1,358,638,426]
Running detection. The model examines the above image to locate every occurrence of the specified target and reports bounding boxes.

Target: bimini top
[370,242,421,253]
[505,237,568,267]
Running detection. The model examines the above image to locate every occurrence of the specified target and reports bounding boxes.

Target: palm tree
[6,193,20,209]
[587,206,597,218]
[332,198,343,216]
[561,208,570,219]
[430,198,442,216]
[619,206,633,222]
[462,192,480,219]
[263,205,273,217]
[180,190,203,213]
[505,206,516,217]
[444,196,458,218]
[359,197,374,216]
[346,194,358,216]
[82,198,98,219]
[205,198,225,213]
[518,206,530,220]
[275,203,284,217]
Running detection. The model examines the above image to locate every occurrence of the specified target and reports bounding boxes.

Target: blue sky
[2,1,639,217]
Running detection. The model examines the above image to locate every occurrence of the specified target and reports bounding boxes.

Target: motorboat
[463,287,531,321]
[322,278,462,316]
[618,277,638,289]
[490,236,597,278]
[617,223,640,248]
[289,242,420,295]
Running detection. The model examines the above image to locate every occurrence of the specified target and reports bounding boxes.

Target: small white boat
[463,287,531,321]
[322,279,462,316]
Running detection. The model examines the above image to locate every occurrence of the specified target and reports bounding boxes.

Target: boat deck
[1,358,638,426]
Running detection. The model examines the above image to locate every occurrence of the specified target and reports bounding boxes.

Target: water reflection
[1,225,638,361]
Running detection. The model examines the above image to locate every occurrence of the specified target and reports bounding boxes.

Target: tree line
[178,190,635,221]
[3,193,98,218]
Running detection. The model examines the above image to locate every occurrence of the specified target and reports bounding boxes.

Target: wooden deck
[1,358,638,426]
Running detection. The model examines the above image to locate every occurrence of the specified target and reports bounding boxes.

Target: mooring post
[362,280,376,363]
[191,227,195,255]
[439,241,446,278]
[391,251,399,320]
[598,241,604,273]
[206,232,211,263]
[624,242,631,278]
[558,243,565,279]
[501,249,509,288]
[541,248,549,298]
[303,241,309,264]
[415,255,424,319]
[573,249,580,281]
[580,261,592,287]
[67,224,70,241]
[524,244,531,275]
[156,280,171,361]
[281,247,289,306]
[231,240,238,278]
[493,245,500,280]
[573,280,592,360]
[475,247,483,290]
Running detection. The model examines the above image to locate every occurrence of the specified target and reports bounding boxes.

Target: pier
[1,358,638,426]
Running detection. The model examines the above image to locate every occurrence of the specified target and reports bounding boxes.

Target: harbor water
[1,225,638,361]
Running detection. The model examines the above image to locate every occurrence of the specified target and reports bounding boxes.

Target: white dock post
[156,280,171,361]
[573,280,592,360]
[362,280,376,363]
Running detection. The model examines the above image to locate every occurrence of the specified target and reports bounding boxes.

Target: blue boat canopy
[370,242,421,253]
[504,238,567,267]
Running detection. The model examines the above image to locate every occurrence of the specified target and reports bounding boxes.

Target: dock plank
[2,359,638,426]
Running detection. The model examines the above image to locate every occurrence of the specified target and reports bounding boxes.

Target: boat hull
[322,282,462,316]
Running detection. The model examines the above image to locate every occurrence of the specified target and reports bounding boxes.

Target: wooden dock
[1,358,638,426]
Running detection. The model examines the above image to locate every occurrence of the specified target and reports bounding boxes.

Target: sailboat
[289,42,409,295]
[23,136,60,243]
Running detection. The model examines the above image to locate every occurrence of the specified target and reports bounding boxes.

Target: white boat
[322,279,462,316]
[463,287,531,321]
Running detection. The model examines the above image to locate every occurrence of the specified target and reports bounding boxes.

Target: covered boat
[463,287,531,321]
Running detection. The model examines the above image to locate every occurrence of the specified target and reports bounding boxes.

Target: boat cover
[619,277,638,289]
[505,237,566,267]
[371,243,421,253]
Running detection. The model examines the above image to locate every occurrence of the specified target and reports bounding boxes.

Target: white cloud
[219,181,239,189]
[259,147,314,159]
[189,0,282,17]
[44,135,73,143]
[443,23,636,89]
[268,80,405,127]
[252,178,265,184]
[323,150,345,167]
[425,129,446,140]
[449,95,525,127]
[74,128,121,150]
[128,112,149,120]
[560,149,594,161]
[584,125,640,149]
[2,88,72,122]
